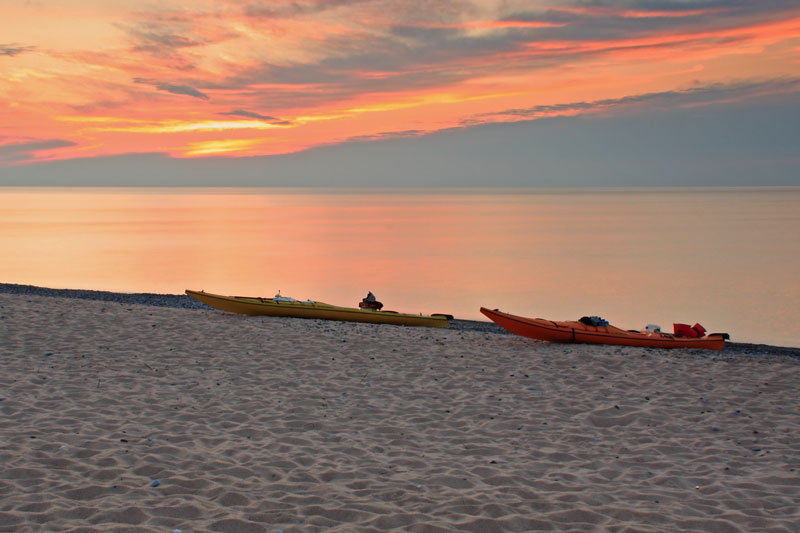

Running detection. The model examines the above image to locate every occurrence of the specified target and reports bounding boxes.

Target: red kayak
[480,307,729,350]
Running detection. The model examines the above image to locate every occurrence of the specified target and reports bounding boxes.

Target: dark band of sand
[2,283,798,354]
[1,289,798,532]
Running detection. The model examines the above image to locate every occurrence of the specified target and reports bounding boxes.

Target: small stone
[150,479,161,487]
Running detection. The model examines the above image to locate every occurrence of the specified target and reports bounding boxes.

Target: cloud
[119,21,204,55]
[465,78,800,125]
[218,0,798,112]
[0,139,77,163]
[134,78,210,100]
[115,15,234,70]
[347,129,425,142]
[218,109,293,125]
[4,0,799,171]
[386,0,800,69]
[0,43,35,56]
[241,0,372,19]
[105,0,800,118]
[220,109,278,121]
[3,89,798,186]
[504,0,800,41]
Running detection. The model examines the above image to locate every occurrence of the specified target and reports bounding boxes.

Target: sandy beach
[1,291,799,532]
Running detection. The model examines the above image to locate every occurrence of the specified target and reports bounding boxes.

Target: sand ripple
[1,293,799,531]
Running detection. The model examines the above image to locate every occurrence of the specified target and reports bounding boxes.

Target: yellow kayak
[185,290,449,328]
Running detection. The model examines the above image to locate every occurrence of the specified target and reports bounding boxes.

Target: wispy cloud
[347,129,425,142]
[197,0,800,110]
[0,43,35,56]
[220,109,278,121]
[126,21,204,53]
[115,15,235,71]
[2,0,799,163]
[183,138,264,156]
[79,118,284,134]
[241,0,373,19]
[0,139,77,163]
[464,78,800,125]
[134,78,210,100]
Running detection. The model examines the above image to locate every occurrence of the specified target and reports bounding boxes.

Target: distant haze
[2,89,798,187]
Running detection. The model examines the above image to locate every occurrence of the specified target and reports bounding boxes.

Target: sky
[1,0,799,186]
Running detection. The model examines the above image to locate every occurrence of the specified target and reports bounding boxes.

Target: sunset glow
[2,0,799,164]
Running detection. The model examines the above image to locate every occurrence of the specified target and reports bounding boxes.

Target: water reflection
[1,187,798,346]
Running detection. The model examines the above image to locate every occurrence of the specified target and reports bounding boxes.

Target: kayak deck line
[186,290,449,328]
[480,307,728,350]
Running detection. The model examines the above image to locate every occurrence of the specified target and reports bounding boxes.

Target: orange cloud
[1,1,799,164]
[183,138,266,156]
[553,6,726,19]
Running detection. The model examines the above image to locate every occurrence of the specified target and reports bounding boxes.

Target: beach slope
[1,293,798,532]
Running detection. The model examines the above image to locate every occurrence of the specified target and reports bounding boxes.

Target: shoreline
[0,283,514,336]
[2,282,798,355]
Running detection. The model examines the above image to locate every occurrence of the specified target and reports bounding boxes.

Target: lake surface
[1,187,798,347]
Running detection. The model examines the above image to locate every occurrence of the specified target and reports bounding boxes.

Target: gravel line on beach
[3,282,797,355]
[0,283,211,310]
[0,283,506,334]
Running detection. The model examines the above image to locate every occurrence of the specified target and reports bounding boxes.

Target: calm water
[1,187,798,347]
